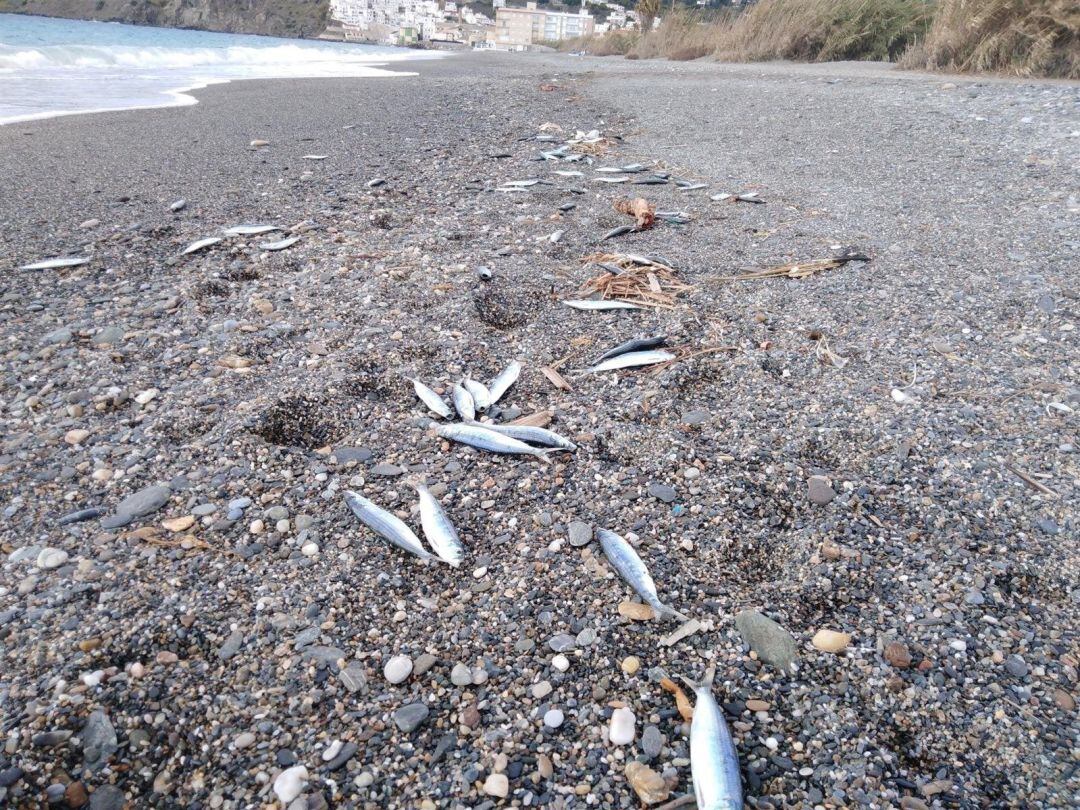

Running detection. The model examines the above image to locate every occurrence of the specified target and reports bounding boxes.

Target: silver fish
[19,256,89,270]
[474,423,576,451]
[170,199,187,212]
[563,300,641,311]
[597,529,687,621]
[676,183,709,192]
[435,423,555,463]
[180,237,222,256]
[555,170,584,177]
[343,490,432,562]
[224,225,280,236]
[408,377,452,419]
[414,484,464,568]
[681,667,743,810]
[302,154,328,160]
[596,167,627,173]
[452,382,475,421]
[260,236,300,251]
[593,176,629,184]
[595,336,668,363]
[487,361,520,405]
[463,378,491,411]
[589,350,675,373]
[502,179,541,187]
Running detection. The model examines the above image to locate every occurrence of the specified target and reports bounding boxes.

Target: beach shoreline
[0,51,1076,808]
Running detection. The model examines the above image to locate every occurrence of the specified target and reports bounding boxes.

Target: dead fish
[596,166,627,173]
[555,170,584,177]
[593,177,629,184]
[249,139,269,147]
[563,300,642,311]
[435,423,557,463]
[495,187,528,193]
[474,423,576,451]
[487,361,520,405]
[452,382,475,421]
[558,202,577,212]
[259,236,300,251]
[681,666,744,809]
[408,377,452,419]
[19,256,89,270]
[737,193,764,203]
[502,179,541,187]
[598,528,688,621]
[343,490,433,562]
[415,483,464,568]
[224,224,281,236]
[677,183,709,192]
[601,225,637,241]
[169,199,187,212]
[589,349,675,373]
[631,176,669,185]
[180,237,222,256]
[367,178,386,188]
[596,335,668,363]
[302,154,328,160]
[463,378,491,411]
[620,163,648,173]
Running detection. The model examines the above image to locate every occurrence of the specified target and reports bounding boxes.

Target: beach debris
[463,378,491,411]
[676,182,709,192]
[507,409,553,428]
[723,247,869,281]
[812,629,851,653]
[1004,463,1059,498]
[415,484,464,568]
[180,237,222,256]
[487,361,521,405]
[367,178,386,188]
[680,666,744,810]
[711,192,764,204]
[540,367,574,393]
[589,350,675,374]
[556,170,584,177]
[613,197,656,229]
[596,335,668,363]
[812,333,849,368]
[343,491,433,562]
[302,154,328,160]
[660,618,707,647]
[19,256,90,271]
[632,176,669,186]
[474,423,576,451]
[435,423,557,463]
[625,762,671,805]
[224,224,280,237]
[249,139,269,148]
[601,225,637,241]
[408,378,452,419]
[451,382,475,421]
[259,236,300,252]
[655,211,692,225]
[502,179,542,187]
[579,253,691,309]
[598,529,687,622]
[169,199,187,212]
[594,176,630,184]
[563,299,642,311]
[660,677,694,722]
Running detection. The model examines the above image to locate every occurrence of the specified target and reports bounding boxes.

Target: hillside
[0,0,330,38]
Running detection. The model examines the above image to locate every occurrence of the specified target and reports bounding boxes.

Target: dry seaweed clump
[252,392,351,449]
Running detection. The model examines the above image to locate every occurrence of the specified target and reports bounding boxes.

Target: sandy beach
[0,52,1076,808]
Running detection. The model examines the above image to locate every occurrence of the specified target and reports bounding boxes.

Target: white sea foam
[0,14,439,125]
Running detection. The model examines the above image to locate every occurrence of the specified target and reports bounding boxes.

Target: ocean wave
[0,42,413,71]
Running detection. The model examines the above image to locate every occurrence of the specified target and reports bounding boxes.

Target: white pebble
[301,542,319,557]
[273,765,308,804]
[81,670,104,688]
[551,654,570,672]
[383,654,413,684]
[36,548,69,570]
[322,740,343,761]
[544,708,565,729]
[609,707,636,745]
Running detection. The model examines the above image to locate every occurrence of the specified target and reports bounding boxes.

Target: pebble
[35,548,69,570]
[568,520,592,546]
[807,475,836,505]
[64,429,90,445]
[625,761,669,804]
[551,654,570,672]
[384,654,413,684]
[609,707,636,745]
[621,656,640,675]
[641,724,663,758]
[87,785,125,810]
[115,484,172,518]
[322,740,343,761]
[162,515,194,533]
[618,601,656,621]
[532,680,552,699]
[647,483,677,503]
[394,702,429,733]
[735,610,797,672]
[451,662,473,686]
[273,766,308,804]
[234,732,256,749]
[884,641,912,669]
[548,634,575,652]
[483,773,509,798]
[812,629,851,653]
[543,708,565,729]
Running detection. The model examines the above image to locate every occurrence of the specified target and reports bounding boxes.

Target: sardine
[170,199,187,212]
[555,170,584,177]
[302,154,328,160]
[343,490,433,561]
[224,225,280,236]
[502,179,541,187]
[367,178,386,188]
[19,256,89,270]
[589,350,675,373]
[180,237,222,255]
[260,236,300,251]
[452,382,475,421]
[597,528,687,621]
[676,183,709,192]
[593,176,629,184]
[631,176,668,185]
[463,378,491,411]
[620,163,648,173]
[680,666,744,810]
[435,423,556,463]
[595,335,668,363]
[408,377,452,419]
[414,484,464,568]
[563,300,642,311]
[596,167,627,173]
[487,361,520,405]
[601,225,637,241]
[473,423,576,451]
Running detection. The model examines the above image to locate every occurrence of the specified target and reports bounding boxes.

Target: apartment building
[490,3,595,47]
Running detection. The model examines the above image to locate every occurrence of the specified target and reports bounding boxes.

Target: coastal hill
[0,0,330,38]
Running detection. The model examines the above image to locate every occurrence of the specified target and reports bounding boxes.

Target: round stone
[384,655,413,684]
[543,709,565,729]
[551,654,570,672]
[621,656,640,675]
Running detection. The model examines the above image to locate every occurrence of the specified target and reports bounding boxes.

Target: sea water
[0,13,436,125]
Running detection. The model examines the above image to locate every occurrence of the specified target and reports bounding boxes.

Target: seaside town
[325,0,638,48]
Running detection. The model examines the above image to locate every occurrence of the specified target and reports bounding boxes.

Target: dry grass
[579,253,692,309]
[901,0,1080,78]
[631,9,734,62]
[557,29,639,56]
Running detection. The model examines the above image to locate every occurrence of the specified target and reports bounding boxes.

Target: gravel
[0,51,1075,808]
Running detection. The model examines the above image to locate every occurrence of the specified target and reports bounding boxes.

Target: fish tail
[655,602,691,623]
[678,664,716,692]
